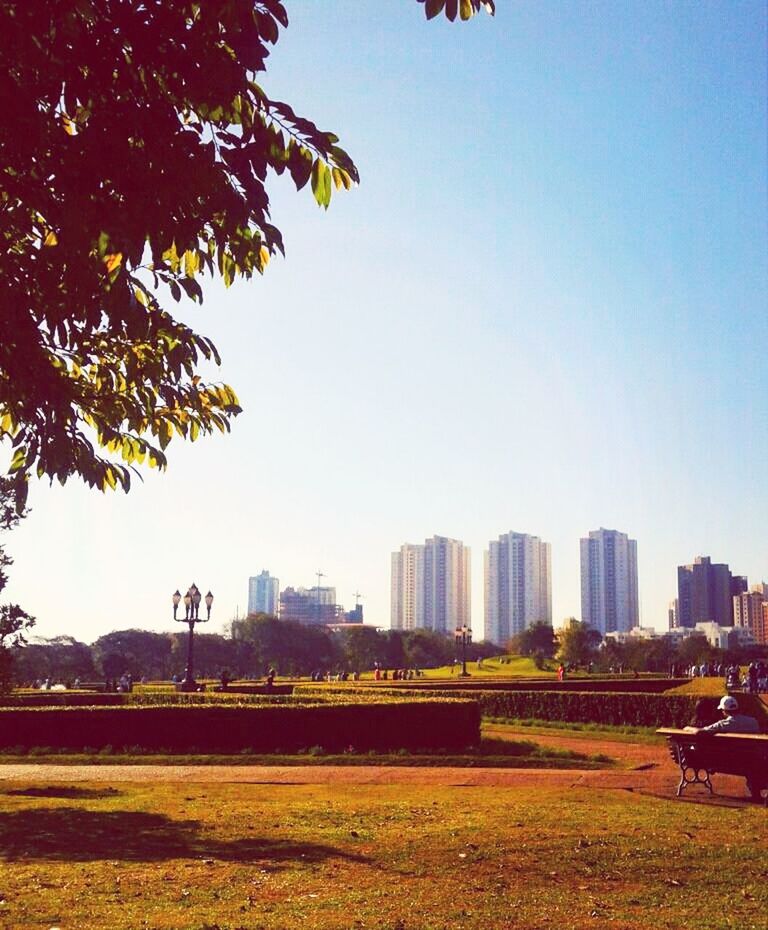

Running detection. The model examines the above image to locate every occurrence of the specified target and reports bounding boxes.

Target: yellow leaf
[104,252,123,274]
[183,250,199,276]
[259,246,270,267]
[43,230,58,246]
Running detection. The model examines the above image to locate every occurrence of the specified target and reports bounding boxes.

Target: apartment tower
[391,535,470,633]
[580,528,639,634]
[484,531,552,645]
[247,570,279,617]
[676,556,739,628]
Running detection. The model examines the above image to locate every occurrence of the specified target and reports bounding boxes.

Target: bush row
[0,700,480,753]
[0,692,303,708]
[450,690,698,727]
[298,685,701,728]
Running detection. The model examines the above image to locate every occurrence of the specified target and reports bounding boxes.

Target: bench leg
[677,766,713,797]
[746,778,768,805]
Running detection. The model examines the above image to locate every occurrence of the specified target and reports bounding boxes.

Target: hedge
[354,678,689,694]
[0,692,304,708]
[447,691,700,728]
[298,685,702,729]
[0,699,480,753]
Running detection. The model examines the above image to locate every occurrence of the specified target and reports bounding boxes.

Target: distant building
[753,583,768,647]
[733,590,765,638]
[677,556,742,628]
[391,535,470,633]
[344,603,364,624]
[694,621,733,650]
[668,599,679,630]
[484,531,552,645]
[279,586,342,625]
[390,544,425,631]
[248,570,279,616]
[604,626,657,644]
[759,602,768,646]
[580,528,639,635]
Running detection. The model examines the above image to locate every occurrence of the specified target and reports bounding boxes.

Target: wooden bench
[657,728,768,803]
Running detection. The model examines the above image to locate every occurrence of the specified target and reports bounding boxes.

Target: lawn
[0,779,764,930]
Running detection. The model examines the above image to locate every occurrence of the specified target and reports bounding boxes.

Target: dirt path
[0,761,755,805]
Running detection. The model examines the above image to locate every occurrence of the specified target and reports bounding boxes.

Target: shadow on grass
[0,808,368,865]
[3,786,120,800]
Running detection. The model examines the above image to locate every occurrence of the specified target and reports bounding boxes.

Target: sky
[4,0,767,643]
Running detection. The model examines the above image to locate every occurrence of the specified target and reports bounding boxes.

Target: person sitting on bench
[693,695,760,734]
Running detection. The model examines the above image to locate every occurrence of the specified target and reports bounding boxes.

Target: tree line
[10,615,498,686]
[513,621,767,672]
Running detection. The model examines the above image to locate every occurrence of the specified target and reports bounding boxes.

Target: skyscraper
[580,528,639,635]
[677,556,739,628]
[484,531,552,645]
[390,544,425,631]
[247,570,279,617]
[391,535,470,633]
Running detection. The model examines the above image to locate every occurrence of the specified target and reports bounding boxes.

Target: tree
[229,613,338,676]
[13,635,97,683]
[0,0,492,491]
[0,476,34,690]
[510,622,558,660]
[91,629,173,679]
[337,625,385,673]
[557,620,601,668]
[169,631,237,678]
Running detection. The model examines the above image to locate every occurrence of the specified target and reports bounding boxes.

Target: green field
[0,778,764,930]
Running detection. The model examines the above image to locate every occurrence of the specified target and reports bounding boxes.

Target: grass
[664,678,725,696]
[417,655,556,678]
[0,779,764,930]
[484,716,662,744]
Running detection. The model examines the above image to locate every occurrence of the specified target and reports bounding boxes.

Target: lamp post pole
[172,583,214,691]
[454,624,472,678]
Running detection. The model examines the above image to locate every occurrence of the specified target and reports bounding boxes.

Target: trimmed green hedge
[298,685,702,729]
[0,700,480,753]
[0,692,313,708]
[473,691,700,727]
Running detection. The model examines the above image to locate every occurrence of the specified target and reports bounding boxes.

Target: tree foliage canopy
[0,0,492,492]
[0,476,34,690]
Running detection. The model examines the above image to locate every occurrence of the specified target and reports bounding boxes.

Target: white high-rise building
[248,570,279,617]
[391,544,425,631]
[391,536,470,633]
[484,531,552,645]
[580,528,639,635]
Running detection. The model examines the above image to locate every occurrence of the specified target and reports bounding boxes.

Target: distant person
[696,696,760,734]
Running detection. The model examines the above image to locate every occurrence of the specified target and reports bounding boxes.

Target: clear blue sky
[5,0,767,641]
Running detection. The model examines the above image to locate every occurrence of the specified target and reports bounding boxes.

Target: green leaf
[311,159,332,209]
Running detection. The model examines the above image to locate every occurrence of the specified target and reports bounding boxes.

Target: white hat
[718,695,738,712]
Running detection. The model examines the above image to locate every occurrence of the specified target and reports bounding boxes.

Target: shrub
[464,691,698,728]
[0,699,480,753]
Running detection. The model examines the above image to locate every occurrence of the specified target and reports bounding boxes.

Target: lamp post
[172,582,213,691]
[454,624,472,678]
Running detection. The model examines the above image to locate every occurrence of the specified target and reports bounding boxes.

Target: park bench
[657,728,768,803]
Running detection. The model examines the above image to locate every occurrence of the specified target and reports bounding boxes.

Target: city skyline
[2,1,765,642]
